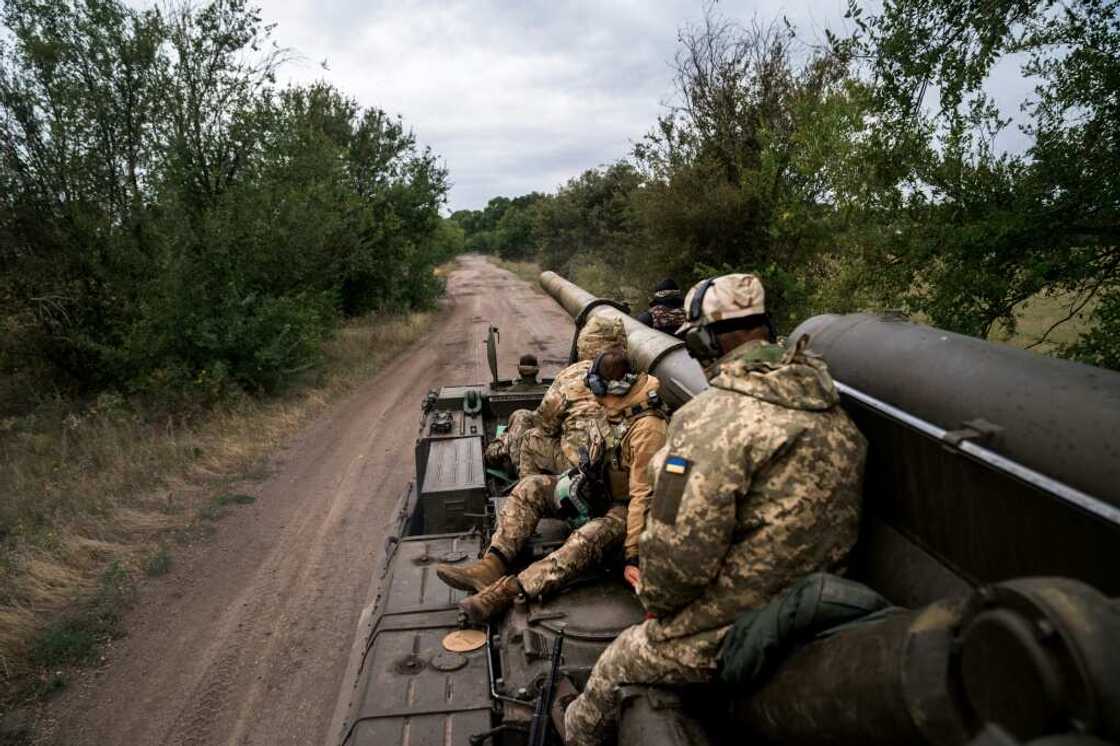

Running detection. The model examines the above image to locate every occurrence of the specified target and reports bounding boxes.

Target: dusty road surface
[42,256,574,745]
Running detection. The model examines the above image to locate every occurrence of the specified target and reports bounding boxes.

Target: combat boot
[459,576,522,624]
[436,551,506,592]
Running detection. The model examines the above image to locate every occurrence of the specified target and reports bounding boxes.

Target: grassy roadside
[489,257,545,291]
[0,309,435,716]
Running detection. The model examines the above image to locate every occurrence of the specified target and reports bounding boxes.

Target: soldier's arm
[637,441,745,617]
[623,417,668,562]
[533,378,566,436]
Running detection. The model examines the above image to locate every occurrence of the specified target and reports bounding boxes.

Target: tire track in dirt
[41,256,573,746]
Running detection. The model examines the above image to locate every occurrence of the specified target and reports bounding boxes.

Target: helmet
[679,274,771,360]
[576,316,627,361]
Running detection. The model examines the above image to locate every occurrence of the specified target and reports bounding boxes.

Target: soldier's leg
[516,427,565,477]
[563,621,718,746]
[488,475,559,561]
[437,475,559,593]
[517,505,626,598]
[486,409,535,468]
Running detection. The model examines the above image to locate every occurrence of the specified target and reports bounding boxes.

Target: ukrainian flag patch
[665,456,689,475]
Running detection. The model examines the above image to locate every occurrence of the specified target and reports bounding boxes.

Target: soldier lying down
[434,348,668,623]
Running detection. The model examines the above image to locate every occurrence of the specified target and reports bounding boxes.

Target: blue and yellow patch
[664,455,689,475]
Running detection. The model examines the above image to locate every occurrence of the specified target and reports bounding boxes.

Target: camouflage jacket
[638,339,867,641]
[648,304,686,334]
[535,360,607,468]
[592,374,669,560]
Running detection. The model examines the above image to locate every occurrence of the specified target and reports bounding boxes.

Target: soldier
[435,347,668,622]
[508,353,540,389]
[635,278,686,336]
[484,316,627,477]
[563,274,868,746]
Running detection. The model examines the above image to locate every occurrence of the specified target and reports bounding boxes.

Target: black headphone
[684,278,723,361]
[585,352,609,397]
[683,277,778,361]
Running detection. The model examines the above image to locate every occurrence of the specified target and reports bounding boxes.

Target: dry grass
[0,310,433,704]
[990,291,1096,354]
[489,257,545,291]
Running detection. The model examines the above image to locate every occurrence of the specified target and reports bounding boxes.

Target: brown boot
[459,576,522,624]
[436,551,506,592]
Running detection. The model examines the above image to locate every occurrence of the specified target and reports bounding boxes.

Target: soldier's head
[576,316,627,361]
[516,354,539,383]
[585,347,637,398]
[651,277,683,308]
[678,274,775,362]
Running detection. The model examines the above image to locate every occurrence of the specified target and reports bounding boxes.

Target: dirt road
[42,256,574,745]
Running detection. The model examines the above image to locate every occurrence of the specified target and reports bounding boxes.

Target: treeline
[453,1,1119,370]
[0,0,459,405]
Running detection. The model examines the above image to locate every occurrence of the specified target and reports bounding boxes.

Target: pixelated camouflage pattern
[638,338,867,640]
[648,303,686,334]
[565,338,866,746]
[564,619,719,746]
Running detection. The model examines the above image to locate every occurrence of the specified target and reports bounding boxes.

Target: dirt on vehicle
[36,256,573,746]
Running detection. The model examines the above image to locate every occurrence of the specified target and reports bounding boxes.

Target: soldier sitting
[484,316,626,477]
[563,274,868,746]
[635,277,686,336]
[435,347,668,622]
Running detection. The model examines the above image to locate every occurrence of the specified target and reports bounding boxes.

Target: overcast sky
[258,0,1034,212]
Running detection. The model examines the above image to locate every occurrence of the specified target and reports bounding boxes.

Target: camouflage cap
[678,273,766,334]
[576,316,627,360]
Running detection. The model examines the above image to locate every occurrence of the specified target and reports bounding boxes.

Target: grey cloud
[256,1,1033,210]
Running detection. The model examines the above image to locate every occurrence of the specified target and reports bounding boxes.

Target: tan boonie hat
[677,273,767,334]
[577,316,627,360]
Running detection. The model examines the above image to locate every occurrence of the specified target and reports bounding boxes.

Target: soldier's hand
[623,565,641,590]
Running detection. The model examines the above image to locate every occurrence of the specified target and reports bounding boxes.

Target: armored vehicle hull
[333,273,1120,746]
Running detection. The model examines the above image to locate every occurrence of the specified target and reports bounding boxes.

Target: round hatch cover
[442,629,486,653]
[440,551,468,563]
[431,652,468,671]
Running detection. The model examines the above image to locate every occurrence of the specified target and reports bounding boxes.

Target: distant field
[990,292,1095,355]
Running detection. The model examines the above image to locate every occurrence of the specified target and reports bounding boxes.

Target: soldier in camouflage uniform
[484,316,627,476]
[564,274,868,746]
[635,278,686,336]
[436,349,669,623]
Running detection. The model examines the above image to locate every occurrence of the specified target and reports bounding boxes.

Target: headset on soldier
[683,277,777,361]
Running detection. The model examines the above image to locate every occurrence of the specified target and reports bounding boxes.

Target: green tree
[848,0,1120,367]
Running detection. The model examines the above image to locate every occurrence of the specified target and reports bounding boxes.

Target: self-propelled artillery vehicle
[332,271,1120,746]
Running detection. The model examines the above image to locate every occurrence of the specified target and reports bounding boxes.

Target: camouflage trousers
[563,620,727,746]
[485,410,567,477]
[490,475,627,599]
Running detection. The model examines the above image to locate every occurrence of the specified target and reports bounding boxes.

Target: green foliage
[0,0,450,402]
[29,561,133,667]
[846,0,1120,355]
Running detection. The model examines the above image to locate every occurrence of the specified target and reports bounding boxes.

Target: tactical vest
[603,393,668,500]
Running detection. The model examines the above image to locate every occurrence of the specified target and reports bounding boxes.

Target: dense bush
[0,0,456,401]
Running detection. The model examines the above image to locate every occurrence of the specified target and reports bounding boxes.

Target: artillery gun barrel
[539,271,708,410]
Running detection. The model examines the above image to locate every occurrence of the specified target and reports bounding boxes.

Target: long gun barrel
[539,271,707,410]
